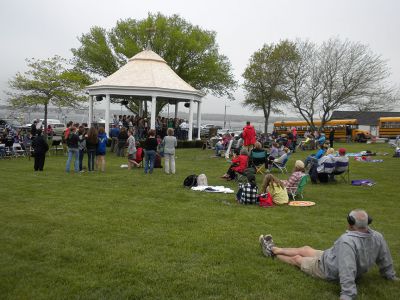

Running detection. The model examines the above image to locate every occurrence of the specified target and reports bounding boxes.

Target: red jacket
[231,155,249,173]
[242,125,256,146]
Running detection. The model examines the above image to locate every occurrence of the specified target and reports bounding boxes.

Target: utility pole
[223,102,230,129]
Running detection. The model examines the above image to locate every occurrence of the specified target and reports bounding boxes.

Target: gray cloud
[1,0,399,115]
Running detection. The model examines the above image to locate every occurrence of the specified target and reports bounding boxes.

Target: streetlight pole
[224,102,230,129]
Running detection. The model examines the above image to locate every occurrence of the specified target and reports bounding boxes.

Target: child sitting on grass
[236,173,259,205]
[260,174,289,205]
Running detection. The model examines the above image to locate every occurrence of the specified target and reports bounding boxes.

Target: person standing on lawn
[143,129,158,174]
[65,126,80,173]
[259,209,398,300]
[96,127,108,172]
[242,121,256,151]
[85,127,98,172]
[162,128,177,175]
[329,128,335,148]
[31,129,49,171]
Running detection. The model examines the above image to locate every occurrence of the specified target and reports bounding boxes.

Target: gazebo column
[150,96,156,129]
[139,100,143,117]
[175,101,178,119]
[188,99,194,141]
[105,94,110,136]
[196,100,202,140]
[88,96,94,128]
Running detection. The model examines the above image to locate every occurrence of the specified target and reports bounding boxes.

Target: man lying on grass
[259,209,398,300]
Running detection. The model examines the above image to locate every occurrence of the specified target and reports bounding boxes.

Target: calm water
[201,119,274,132]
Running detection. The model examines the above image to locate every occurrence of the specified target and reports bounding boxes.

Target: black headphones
[347,212,373,226]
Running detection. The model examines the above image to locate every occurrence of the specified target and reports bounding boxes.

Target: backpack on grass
[196,174,208,186]
[184,174,198,188]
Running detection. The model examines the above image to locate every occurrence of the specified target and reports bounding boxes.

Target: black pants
[34,154,46,171]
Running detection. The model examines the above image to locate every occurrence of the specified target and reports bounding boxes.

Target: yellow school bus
[378,117,400,138]
[273,119,369,140]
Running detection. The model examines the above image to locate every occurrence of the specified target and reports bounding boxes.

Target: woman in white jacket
[162,128,178,174]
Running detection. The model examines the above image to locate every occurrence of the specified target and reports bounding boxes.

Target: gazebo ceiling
[87,49,204,100]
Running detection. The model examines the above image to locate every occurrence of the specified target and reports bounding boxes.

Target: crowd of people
[110,114,190,141]
[212,121,351,206]
[60,120,178,175]
[1,117,398,299]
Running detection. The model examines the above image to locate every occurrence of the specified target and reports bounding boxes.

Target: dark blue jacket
[97,133,108,153]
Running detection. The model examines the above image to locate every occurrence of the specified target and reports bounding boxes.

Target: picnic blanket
[354,157,383,163]
[191,185,234,193]
[351,179,376,186]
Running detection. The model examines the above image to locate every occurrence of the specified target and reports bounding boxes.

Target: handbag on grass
[258,193,273,207]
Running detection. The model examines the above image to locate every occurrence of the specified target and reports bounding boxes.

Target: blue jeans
[66,148,79,172]
[87,149,96,171]
[144,150,156,174]
[215,144,224,156]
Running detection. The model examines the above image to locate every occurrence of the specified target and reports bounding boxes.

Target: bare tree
[319,38,393,126]
[285,38,396,128]
[284,40,324,130]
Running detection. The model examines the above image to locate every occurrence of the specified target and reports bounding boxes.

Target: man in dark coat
[32,129,49,171]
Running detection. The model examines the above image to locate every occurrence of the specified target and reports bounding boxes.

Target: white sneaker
[259,234,275,257]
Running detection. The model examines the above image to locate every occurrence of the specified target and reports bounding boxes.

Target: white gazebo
[86,49,205,140]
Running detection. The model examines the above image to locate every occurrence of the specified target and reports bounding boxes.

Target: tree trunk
[263,106,271,134]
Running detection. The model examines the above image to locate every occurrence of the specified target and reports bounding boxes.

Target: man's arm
[376,237,396,280]
[337,241,358,300]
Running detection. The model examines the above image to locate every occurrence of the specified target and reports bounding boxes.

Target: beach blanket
[354,157,383,163]
[346,153,363,157]
[191,186,234,193]
[351,179,376,186]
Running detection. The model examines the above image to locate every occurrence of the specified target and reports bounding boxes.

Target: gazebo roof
[87,50,203,99]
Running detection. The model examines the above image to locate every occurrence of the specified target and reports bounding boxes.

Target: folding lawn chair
[288,175,309,201]
[270,153,291,174]
[333,161,350,183]
[249,150,267,174]
[13,143,26,157]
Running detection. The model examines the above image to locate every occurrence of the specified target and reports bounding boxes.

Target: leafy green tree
[72,13,237,114]
[242,41,297,133]
[7,55,90,136]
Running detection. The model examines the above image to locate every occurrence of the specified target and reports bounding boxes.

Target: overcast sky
[1,0,399,116]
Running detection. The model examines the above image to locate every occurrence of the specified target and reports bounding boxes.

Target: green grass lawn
[0,143,399,299]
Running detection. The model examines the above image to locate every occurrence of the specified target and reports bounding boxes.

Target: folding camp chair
[249,150,267,174]
[49,137,63,155]
[235,167,254,184]
[270,153,291,174]
[332,161,350,183]
[288,175,309,201]
[13,143,26,157]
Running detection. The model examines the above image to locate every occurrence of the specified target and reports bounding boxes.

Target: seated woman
[304,144,327,168]
[316,148,336,183]
[221,148,249,180]
[260,174,289,205]
[268,147,289,169]
[267,142,280,164]
[249,141,267,167]
[236,173,258,204]
[281,160,306,193]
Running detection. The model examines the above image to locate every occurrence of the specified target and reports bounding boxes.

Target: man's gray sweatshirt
[320,229,396,300]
